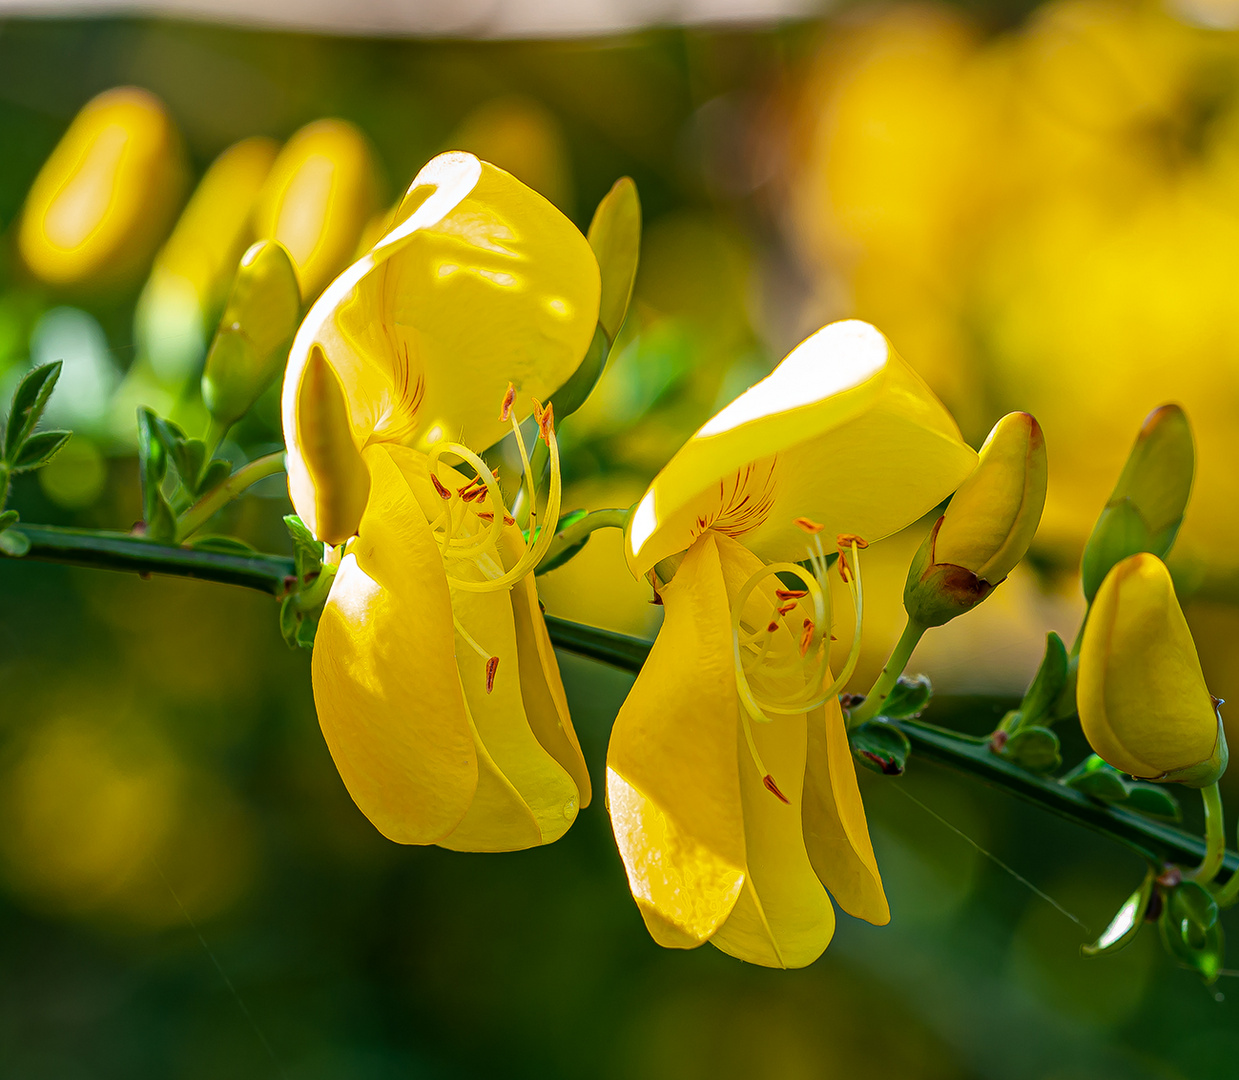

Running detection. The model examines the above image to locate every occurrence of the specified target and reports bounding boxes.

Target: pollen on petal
[500,382,516,422]
[794,517,825,534]
[486,655,500,693]
[431,474,452,500]
[763,774,790,804]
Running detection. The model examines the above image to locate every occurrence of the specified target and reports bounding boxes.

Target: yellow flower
[1078,552,1227,788]
[137,136,279,380]
[19,87,187,291]
[282,152,601,849]
[610,320,977,967]
[905,411,1047,627]
[254,119,379,303]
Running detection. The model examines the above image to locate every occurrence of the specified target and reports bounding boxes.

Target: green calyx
[903,517,994,629]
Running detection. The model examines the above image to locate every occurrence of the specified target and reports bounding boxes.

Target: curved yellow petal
[802,702,890,925]
[281,153,600,539]
[708,534,836,969]
[510,570,593,806]
[606,532,746,948]
[626,320,976,575]
[254,118,378,302]
[312,445,476,844]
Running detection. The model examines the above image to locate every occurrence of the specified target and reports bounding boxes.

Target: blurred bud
[450,96,573,212]
[588,177,641,344]
[136,136,279,381]
[253,119,379,302]
[1081,404,1193,603]
[19,87,187,291]
[293,345,369,544]
[904,412,1047,627]
[201,240,301,430]
[1078,553,1226,788]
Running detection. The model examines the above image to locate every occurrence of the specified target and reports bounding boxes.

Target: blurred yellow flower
[283,151,601,849]
[255,118,380,302]
[19,86,187,291]
[1078,552,1227,786]
[608,320,976,967]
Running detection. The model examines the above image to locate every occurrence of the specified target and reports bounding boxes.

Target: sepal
[849,721,911,776]
[1082,869,1155,957]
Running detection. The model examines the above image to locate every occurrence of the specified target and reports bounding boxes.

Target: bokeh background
[4,3,1239,1076]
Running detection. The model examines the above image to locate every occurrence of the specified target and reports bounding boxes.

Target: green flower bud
[1078,552,1227,788]
[904,412,1047,628]
[201,240,301,429]
[1081,404,1193,602]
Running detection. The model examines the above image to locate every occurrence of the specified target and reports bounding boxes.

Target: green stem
[1191,782,1227,885]
[846,617,928,727]
[537,507,630,571]
[175,451,286,542]
[6,525,1236,884]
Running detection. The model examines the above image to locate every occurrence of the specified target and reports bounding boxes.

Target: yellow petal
[1078,552,1219,780]
[312,445,476,845]
[290,345,371,545]
[802,702,890,925]
[510,571,593,806]
[254,118,378,301]
[281,151,600,498]
[606,532,746,948]
[626,320,977,575]
[20,86,187,290]
[708,534,836,969]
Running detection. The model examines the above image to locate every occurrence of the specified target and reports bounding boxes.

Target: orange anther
[763,774,790,804]
[836,533,869,549]
[800,620,814,657]
[777,602,797,616]
[461,486,487,503]
[477,511,494,524]
[532,398,555,443]
[503,512,515,526]
[431,474,452,500]
[766,621,779,634]
[838,559,850,584]
[486,656,500,693]
[794,517,825,534]
[500,383,516,422]
[775,588,808,601]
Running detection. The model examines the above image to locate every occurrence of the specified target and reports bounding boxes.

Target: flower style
[609,320,978,967]
[282,152,601,850]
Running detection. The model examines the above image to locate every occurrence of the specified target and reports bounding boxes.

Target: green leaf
[535,508,592,575]
[0,527,30,557]
[174,437,207,493]
[1083,869,1154,957]
[279,594,301,649]
[999,725,1061,773]
[197,458,232,495]
[0,509,18,533]
[3,361,62,462]
[189,535,258,554]
[548,324,610,422]
[284,514,325,582]
[1063,757,1130,802]
[136,408,177,543]
[878,674,932,720]
[1160,881,1225,982]
[1125,783,1182,822]
[850,721,911,776]
[295,606,321,649]
[10,429,71,472]
[1016,631,1068,727]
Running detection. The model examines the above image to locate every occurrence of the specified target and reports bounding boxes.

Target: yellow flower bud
[935,412,1047,584]
[1078,553,1227,788]
[904,412,1046,627]
[19,87,187,290]
[253,119,379,302]
[292,344,371,546]
[1081,405,1194,602]
[201,240,301,429]
[137,136,279,380]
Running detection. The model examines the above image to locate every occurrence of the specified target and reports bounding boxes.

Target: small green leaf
[548,324,609,422]
[174,437,207,492]
[11,429,71,472]
[1083,869,1154,957]
[197,458,232,495]
[0,509,18,533]
[999,725,1062,773]
[1016,631,1068,727]
[189,535,257,554]
[1125,783,1182,822]
[879,674,932,719]
[295,606,321,649]
[3,361,62,462]
[1159,882,1225,982]
[279,594,301,649]
[136,408,178,543]
[0,528,30,557]
[850,721,911,776]
[284,514,325,582]
[1168,879,1219,937]
[1063,758,1130,802]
